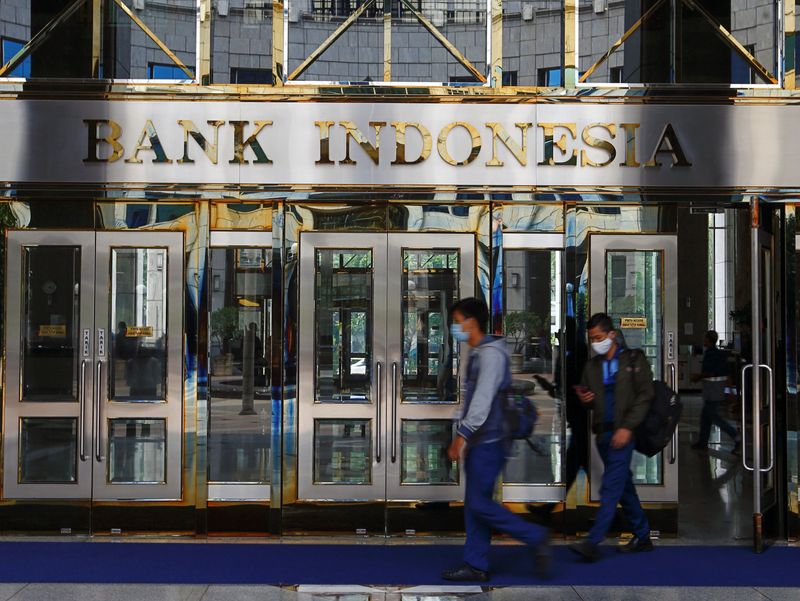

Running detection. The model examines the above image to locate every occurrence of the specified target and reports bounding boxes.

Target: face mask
[450,323,470,343]
[591,337,613,355]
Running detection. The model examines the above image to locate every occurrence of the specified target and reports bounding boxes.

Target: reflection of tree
[505,311,548,355]
[211,306,243,354]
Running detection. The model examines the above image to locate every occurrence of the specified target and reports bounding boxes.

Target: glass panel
[401,249,459,403]
[19,418,77,483]
[313,419,371,484]
[606,249,663,485]
[209,248,272,484]
[108,418,166,483]
[579,0,776,84]
[391,2,486,84]
[400,420,458,484]
[315,249,373,404]
[502,0,563,87]
[502,249,563,484]
[103,0,197,80]
[288,1,382,82]
[606,250,663,379]
[0,1,93,78]
[21,246,81,402]
[211,0,273,84]
[110,248,168,402]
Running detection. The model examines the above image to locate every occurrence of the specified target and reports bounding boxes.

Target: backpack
[627,351,683,457]
[500,355,539,442]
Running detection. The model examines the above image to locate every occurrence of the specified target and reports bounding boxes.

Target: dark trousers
[588,432,650,545]
[463,440,548,572]
[565,415,590,491]
[698,401,738,445]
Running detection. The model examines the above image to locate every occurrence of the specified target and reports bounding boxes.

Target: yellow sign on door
[620,317,648,329]
[125,326,154,337]
[38,325,66,337]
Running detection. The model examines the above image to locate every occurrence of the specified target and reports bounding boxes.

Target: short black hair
[705,330,718,345]
[587,313,614,333]
[450,297,489,333]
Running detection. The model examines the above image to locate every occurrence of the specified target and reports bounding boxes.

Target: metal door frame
[91,231,184,501]
[207,230,273,502]
[385,232,475,502]
[499,232,567,503]
[588,233,679,504]
[297,232,388,501]
[3,230,96,500]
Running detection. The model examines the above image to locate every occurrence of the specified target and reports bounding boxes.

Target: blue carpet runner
[0,542,798,586]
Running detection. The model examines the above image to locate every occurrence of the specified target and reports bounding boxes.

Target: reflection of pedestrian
[691,330,740,453]
[442,297,550,582]
[532,317,589,509]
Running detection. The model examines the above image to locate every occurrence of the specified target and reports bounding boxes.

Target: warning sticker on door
[125,326,154,337]
[620,317,648,329]
[38,325,66,336]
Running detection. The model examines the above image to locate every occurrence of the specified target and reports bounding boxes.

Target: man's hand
[447,435,466,461]
[611,427,633,449]
[576,387,595,403]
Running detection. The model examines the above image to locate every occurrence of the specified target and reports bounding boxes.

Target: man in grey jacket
[441,297,550,582]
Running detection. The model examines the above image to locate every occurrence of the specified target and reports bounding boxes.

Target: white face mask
[591,337,614,355]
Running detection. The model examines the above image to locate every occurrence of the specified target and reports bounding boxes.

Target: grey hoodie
[456,335,510,445]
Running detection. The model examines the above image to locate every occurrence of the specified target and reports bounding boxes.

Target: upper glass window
[211,0,273,84]
[1,38,31,77]
[286,0,488,83]
[578,0,778,85]
[503,0,563,87]
[0,0,197,80]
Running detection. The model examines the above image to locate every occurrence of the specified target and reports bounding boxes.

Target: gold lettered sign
[125,326,154,337]
[620,317,648,329]
[38,325,67,337]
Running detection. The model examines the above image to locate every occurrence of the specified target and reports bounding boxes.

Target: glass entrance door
[589,234,679,504]
[499,233,566,503]
[297,232,473,505]
[3,230,184,504]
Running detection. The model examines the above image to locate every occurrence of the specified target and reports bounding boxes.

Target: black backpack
[628,351,682,456]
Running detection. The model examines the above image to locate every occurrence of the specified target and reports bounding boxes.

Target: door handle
[669,430,678,465]
[668,362,677,390]
[376,361,382,464]
[741,364,754,471]
[79,360,87,462]
[391,362,398,464]
[759,364,775,473]
[95,360,104,462]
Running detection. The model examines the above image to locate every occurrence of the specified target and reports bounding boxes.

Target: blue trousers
[588,432,650,545]
[463,440,548,572]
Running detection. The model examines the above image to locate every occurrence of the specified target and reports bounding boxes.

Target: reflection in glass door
[208,232,273,501]
[3,231,184,504]
[589,234,678,504]
[297,232,474,504]
[499,233,566,503]
[386,234,474,502]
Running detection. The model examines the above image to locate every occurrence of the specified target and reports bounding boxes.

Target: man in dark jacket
[570,313,655,561]
[691,330,741,453]
[441,297,550,582]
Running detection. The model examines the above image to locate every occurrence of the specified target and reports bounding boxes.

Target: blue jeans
[463,440,548,572]
[588,431,650,545]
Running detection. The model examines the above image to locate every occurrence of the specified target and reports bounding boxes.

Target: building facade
[0,0,797,551]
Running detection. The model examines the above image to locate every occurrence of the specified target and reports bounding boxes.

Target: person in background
[691,330,741,453]
[441,297,551,582]
[570,313,654,562]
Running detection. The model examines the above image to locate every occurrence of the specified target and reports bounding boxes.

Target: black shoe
[691,442,708,451]
[534,537,552,579]
[441,564,489,582]
[569,540,601,562]
[618,536,654,554]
